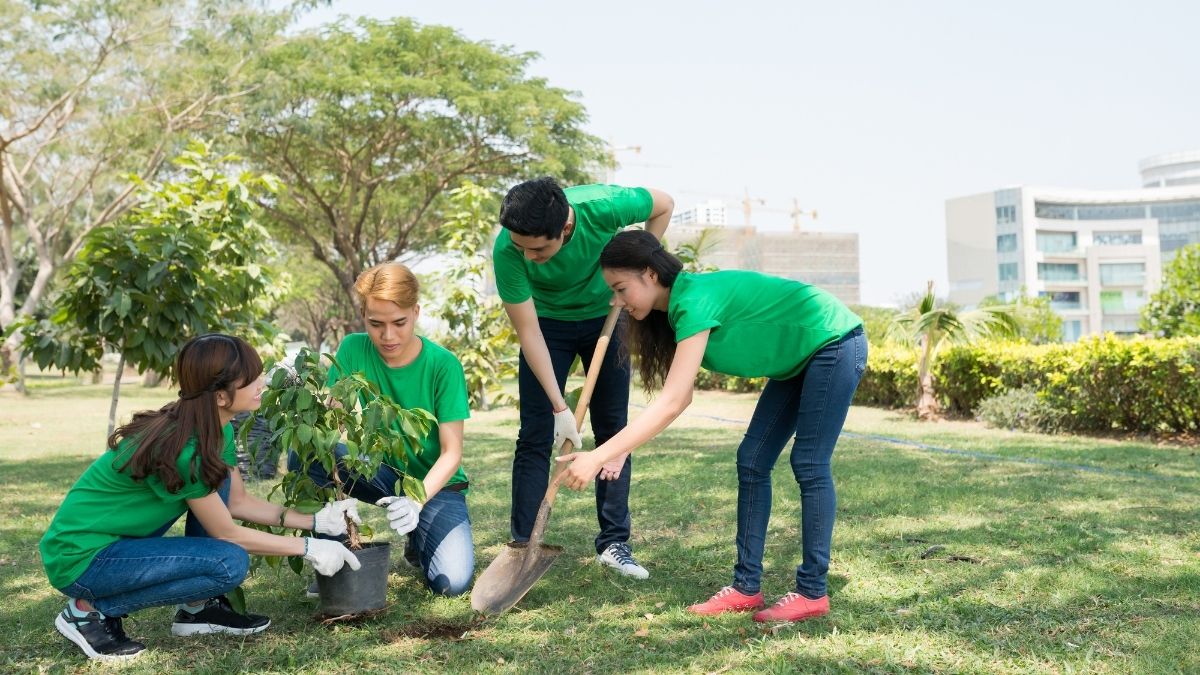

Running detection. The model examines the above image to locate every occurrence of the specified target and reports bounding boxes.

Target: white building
[945,151,1200,341]
[670,200,728,226]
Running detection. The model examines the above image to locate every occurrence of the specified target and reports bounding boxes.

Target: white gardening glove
[376,496,422,536]
[312,499,362,537]
[303,538,362,576]
[552,407,583,452]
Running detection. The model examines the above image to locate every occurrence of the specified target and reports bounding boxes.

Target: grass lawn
[2,375,1198,673]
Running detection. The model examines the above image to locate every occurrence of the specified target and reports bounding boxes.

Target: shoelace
[776,592,803,605]
[609,543,637,566]
[713,586,739,599]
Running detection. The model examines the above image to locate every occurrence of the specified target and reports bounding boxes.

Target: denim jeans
[57,475,249,617]
[288,445,474,597]
[513,314,633,554]
[731,326,867,599]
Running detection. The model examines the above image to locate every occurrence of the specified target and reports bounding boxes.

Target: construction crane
[789,198,818,232]
[678,189,817,230]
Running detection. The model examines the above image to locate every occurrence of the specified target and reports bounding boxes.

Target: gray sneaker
[306,579,319,599]
[597,542,649,579]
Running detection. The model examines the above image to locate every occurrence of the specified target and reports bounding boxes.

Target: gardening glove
[312,499,362,537]
[376,496,422,536]
[552,407,583,452]
[303,538,361,576]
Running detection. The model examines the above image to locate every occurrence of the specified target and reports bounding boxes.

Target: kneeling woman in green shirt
[40,334,361,662]
[289,262,475,597]
[560,230,867,623]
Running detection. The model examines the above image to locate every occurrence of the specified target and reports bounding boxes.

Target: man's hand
[303,538,362,576]
[598,452,629,481]
[556,450,605,490]
[376,496,422,536]
[552,408,583,452]
[312,499,362,537]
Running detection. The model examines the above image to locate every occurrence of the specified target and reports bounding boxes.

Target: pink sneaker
[686,586,765,616]
[753,592,829,622]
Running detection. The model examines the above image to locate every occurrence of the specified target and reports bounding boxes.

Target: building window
[996,233,1017,252]
[1101,315,1140,334]
[1036,231,1077,253]
[1076,204,1146,220]
[1039,290,1082,310]
[998,262,1019,281]
[1036,203,1076,220]
[995,205,1017,224]
[1100,289,1147,313]
[1099,262,1145,286]
[1062,320,1083,342]
[1037,262,1081,281]
[1093,231,1142,246]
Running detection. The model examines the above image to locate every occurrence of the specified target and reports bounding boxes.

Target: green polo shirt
[40,425,237,589]
[327,333,470,488]
[669,270,863,379]
[493,184,654,320]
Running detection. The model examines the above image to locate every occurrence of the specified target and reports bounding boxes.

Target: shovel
[471,305,623,616]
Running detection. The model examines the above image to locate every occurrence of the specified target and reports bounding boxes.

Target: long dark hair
[108,334,262,494]
[599,230,683,393]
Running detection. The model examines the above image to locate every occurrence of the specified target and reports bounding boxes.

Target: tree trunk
[107,351,126,437]
[143,370,164,387]
[915,333,940,421]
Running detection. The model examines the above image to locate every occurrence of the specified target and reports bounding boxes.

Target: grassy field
[2,374,1198,673]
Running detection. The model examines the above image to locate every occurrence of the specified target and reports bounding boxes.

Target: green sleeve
[326,334,357,387]
[568,185,654,233]
[433,351,471,423]
[671,299,722,343]
[492,231,532,305]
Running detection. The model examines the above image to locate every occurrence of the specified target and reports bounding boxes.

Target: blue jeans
[57,476,249,617]
[513,314,633,554]
[731,326,867,599]
[287,446,474,597]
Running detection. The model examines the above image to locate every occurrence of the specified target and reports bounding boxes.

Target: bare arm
[644,188,674,240]
[226,470,316,530]
[189,488,307,557]
[560,331,709,490]
[504,299,568,412]
[420,420,464,501]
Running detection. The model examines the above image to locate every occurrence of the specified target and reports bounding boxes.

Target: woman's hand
[556,450,606,490]
[598,452,629,481]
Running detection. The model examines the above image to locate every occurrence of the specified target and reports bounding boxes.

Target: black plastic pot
[315,541,391,616]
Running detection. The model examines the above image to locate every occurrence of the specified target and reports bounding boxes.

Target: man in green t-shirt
[492,176,673,578]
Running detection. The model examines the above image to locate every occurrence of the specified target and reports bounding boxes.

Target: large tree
[1141,243,1200,337]
[238,17,606,318]
[0,0,290,385]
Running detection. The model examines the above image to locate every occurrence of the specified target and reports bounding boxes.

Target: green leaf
[228,586,247,615]
[402,474,427,505]
[288,554,304,576]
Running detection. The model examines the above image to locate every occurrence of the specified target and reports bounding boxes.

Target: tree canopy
[238,16,607,315]
[1141,243,1200,337]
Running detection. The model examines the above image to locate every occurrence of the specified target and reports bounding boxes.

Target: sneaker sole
[55,614,142,662]
[170,619,271,637]
[687,604,765,616]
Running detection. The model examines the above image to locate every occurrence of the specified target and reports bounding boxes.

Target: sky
[295,0,1200,306]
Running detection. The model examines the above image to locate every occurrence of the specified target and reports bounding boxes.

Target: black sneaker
[170,595,271,636]
[55,606,145,661]
[403,533,421,569]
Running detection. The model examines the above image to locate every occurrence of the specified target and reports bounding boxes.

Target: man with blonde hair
[289,262,475,596]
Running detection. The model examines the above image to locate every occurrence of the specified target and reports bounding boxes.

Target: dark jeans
[513,314,633,554]
[287,446,474,597]
[731,326,867,599]
[58,476,249,617]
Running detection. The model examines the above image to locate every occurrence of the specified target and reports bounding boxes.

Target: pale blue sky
[296,1,1200,305]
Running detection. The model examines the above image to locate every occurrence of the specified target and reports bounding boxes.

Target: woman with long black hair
[40,334,361,661]
[559,229,866,623]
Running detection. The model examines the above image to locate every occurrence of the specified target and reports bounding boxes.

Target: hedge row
[867,336,1200,434]
[695,336,1200,434]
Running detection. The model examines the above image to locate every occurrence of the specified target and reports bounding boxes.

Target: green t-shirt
[40,425,238,589]
[669,271,863,380]
[493,184,654,320]
[327,333,470,488]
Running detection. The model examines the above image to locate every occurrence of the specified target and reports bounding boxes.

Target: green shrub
[934,341,1057,415]
[853,343,917,408]
[976,388,1065,434]
[693,370,765,393]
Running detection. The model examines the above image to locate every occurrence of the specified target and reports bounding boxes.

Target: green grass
[2,377,1198,673]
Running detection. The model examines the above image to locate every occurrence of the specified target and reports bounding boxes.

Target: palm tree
[889,281,1020,420]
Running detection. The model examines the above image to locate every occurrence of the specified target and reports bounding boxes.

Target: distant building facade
[945,151,1200,341]
[667,205,860,305]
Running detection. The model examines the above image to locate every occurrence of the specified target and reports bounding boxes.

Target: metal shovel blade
[470,540,563,615]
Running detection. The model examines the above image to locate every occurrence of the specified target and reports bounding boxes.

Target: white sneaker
[597,542,649,579]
